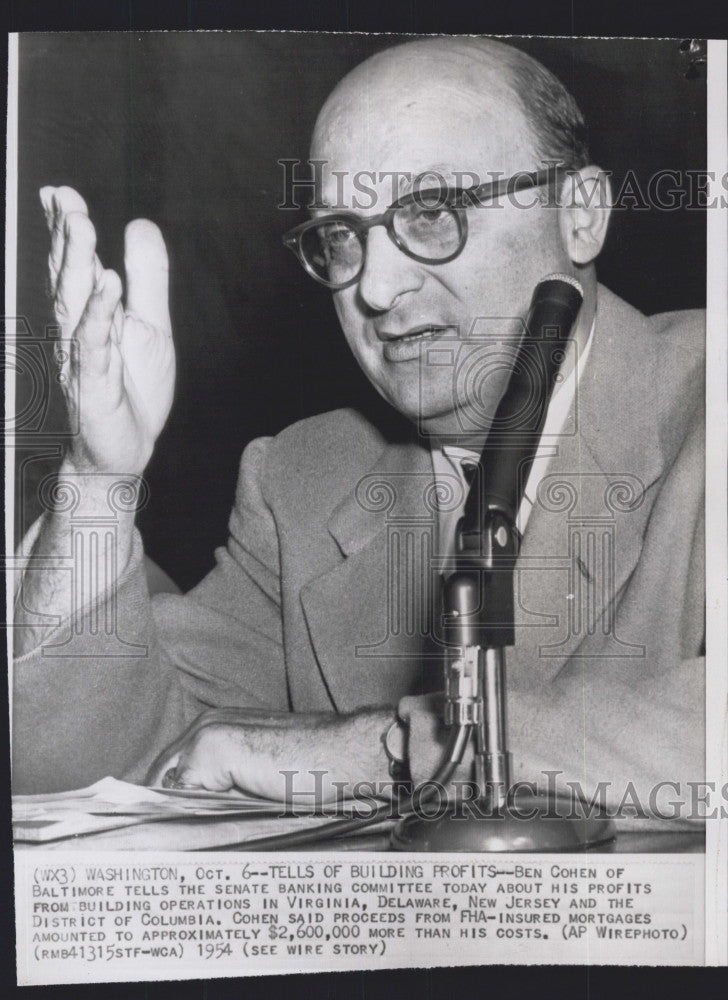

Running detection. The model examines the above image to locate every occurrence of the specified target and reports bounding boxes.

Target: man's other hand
[40,186,175,477]
[145,706,394,803]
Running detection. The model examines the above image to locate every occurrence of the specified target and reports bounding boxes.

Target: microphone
[444,274,584,652]
[392,271,614,850]
[463,273,584,530]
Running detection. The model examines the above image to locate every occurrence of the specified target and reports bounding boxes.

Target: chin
[397,404,462,438]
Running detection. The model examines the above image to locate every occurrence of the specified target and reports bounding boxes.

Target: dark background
[15,33,706,589]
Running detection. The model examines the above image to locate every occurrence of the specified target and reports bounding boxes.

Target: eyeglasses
[282,167,561,290]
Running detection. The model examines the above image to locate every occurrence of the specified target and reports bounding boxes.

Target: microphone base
[390,792,616,852]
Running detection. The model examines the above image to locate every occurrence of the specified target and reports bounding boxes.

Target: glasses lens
[299,219,363,287]
[393,196,462,260]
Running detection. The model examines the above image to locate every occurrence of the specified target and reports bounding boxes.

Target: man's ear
[558,165,612,265]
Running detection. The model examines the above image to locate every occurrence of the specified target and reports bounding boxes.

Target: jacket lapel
[300,434,448,710]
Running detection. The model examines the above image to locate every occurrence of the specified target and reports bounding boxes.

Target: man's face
[311,51,575,438]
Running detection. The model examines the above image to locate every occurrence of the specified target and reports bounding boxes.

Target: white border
[5,34,18,709]
[705,37,728,967]
[5,32,727,974]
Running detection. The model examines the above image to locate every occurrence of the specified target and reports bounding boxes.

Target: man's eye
[406,205,458,235]
[416,208,446,223]
[322,224,356,247]
[400,199,452,226]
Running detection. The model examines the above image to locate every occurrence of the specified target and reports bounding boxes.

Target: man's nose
[357,226,424,311]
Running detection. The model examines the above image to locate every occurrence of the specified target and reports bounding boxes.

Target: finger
[40,187,91,296]
[144,718,202,786]
[161,763,205,790]
[144,715,228,788]
[109,300,124,347]
[39,186,55,229]
[42,185,89,222]
[169,729,238,793]
[145,750,182,788]
[54,211,97,336]
[124,219,170,332]
[171,756,233,792]
[53,337,75,385]
[152,746,205,790]
[40,185,89,238]
[161,767,185,789]
[75,268,123,375]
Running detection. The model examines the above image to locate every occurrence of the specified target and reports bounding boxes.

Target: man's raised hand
[40,186,175,477]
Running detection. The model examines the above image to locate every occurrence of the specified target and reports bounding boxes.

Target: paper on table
[12,776,389,849]
[13,776,302,843]
[17,810,396,851]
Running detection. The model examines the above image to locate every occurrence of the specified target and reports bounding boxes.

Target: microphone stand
[392,276,616,852]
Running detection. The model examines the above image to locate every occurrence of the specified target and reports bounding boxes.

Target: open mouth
[381,324,454,362]
[398,326,446,342]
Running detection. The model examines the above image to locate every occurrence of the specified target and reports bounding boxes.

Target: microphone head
[541,272,584,297]
[530,273,584,323]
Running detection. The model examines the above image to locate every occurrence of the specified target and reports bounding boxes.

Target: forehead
[311,51,536,209]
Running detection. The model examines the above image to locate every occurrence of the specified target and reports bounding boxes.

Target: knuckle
[53,299,70,323]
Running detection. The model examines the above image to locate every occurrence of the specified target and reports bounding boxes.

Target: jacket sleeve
[12,436,289,793]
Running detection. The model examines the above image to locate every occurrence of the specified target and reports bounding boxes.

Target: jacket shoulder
[272,407,388,465]
[258,408,393,515]
[647,307,705,360]
[646,307,705,459]
[645,307,705,393]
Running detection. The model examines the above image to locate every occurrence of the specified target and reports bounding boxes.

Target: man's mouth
[399,326,445,341]
[380,325,454,361]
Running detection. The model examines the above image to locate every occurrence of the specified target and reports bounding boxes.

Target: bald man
[14,38,704,824]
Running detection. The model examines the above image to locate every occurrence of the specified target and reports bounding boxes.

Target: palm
[42,186,175,476]
[76,301,175,473]
[117,310,175,441]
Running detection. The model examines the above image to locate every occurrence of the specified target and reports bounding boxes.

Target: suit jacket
[14,285,705,816]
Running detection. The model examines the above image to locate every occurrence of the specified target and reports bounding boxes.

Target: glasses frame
[282,167,563,290]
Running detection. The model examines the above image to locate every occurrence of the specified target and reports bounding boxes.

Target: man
[13,37,704,823]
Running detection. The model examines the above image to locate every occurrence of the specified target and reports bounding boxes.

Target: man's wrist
[276,707,397,802]
[55,458,146,520]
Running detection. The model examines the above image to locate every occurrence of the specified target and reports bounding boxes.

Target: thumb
[168,749,235,792]
[145,751,182,788]
[398,693,472,787]
[124,219,170,332]
[162,759,206,791]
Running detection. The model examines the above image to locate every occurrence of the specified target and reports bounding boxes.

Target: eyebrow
[395,165,462,197]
